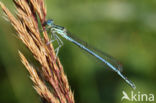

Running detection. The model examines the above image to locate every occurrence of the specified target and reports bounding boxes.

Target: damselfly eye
[47,19,54,26]
[43,19,54,26]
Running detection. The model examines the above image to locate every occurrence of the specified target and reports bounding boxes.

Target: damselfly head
[43,19,54,27]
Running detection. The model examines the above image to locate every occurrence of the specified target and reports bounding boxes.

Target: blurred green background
[0,0,156,103]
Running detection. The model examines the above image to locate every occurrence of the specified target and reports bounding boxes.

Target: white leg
[46,31,56,45]
[46,37,56,45]
[47,30,64,57]
[54,35,64,56]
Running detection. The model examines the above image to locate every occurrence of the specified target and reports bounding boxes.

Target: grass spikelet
[0,1,75,103]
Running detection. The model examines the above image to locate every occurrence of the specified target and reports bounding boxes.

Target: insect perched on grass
[43,19,136,89]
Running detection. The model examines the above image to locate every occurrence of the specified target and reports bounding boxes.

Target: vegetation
[0,0,155,103]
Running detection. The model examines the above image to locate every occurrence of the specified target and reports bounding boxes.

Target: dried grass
[0,0,75,103]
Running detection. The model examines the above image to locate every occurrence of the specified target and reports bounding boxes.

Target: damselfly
[43,19,136,89]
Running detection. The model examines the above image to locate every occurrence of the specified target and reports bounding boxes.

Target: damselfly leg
[54,34,63,56]
[47,30,64,56]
